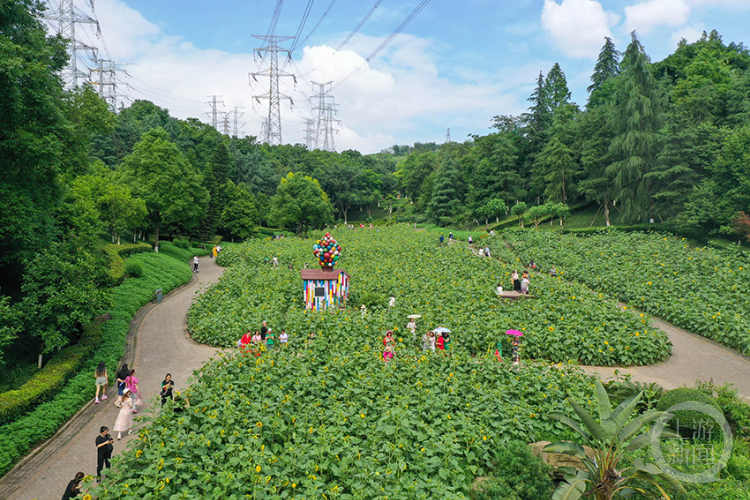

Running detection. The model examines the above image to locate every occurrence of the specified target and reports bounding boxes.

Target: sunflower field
[498,230,750,355]
[88,226,676,499]
[188,226,671,367]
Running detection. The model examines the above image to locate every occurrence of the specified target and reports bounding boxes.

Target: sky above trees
[61,0,750,152]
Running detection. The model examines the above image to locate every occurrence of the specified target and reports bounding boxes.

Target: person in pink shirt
[125,369,140,413]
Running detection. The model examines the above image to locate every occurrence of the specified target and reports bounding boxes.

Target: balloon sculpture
[313,232,342,268]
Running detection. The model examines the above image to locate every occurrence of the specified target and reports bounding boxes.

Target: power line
[299,0,385,78]
[296,0,337,51]
[288,0,316,56]
[333,0,431,90]
[335,0,384,52]
[265,0,285,40]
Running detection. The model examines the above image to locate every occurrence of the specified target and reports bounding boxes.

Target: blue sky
[70,0,750,153]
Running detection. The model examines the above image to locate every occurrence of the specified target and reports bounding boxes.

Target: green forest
[2,2,750,376]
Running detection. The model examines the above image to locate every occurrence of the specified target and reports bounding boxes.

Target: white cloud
[623,0,691,34]
[541,0,617,59]
[88,0,528,153]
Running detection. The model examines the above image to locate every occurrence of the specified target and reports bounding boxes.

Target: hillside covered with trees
[2,0,750,374]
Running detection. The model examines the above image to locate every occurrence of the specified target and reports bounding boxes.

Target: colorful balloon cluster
[313,233,341,268]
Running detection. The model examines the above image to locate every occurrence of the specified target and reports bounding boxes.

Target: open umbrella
[407,314,422,319]
[505,329,523,337]
[434,327,451,334]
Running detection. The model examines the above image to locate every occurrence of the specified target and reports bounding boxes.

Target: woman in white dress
[113,388,134,439]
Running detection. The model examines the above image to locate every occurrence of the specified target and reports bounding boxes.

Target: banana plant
[544,380,685,500]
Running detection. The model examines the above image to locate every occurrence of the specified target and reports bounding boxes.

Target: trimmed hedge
[0,253,193,476]
[103,242,152,283]
[656,388,723,432]
[157,241,210,262]
[0,323,103,426]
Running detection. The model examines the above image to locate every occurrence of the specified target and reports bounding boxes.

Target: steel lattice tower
[249,35,295,145]
[45,0,100,88]
[303,118,316,150]
[205,95,224,130]
[311,81,338,152]
[89,59,118,110]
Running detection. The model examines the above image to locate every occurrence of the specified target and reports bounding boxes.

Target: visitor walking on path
[94,361,108,404]
[512,270,520,292]
[95,426,114,482]
[193,255,199,273]
[114,363,129,408]
[113,389,134,440]
[436,331,445,351]
[125,369,140,413]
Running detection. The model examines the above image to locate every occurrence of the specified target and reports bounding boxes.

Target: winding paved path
[469,241,750,401]
[3,242,750,498]
[0,256,224,500]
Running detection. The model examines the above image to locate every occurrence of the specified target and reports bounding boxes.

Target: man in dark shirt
[95,426,114,482]
[115,364,130,407]
[260,321,268,346]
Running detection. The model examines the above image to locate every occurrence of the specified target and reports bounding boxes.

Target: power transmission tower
[220,112,232,136]
[233,107,245,138]
[89,59,118,110]
[303,118,316,150]
[311,81,339,152]
[446,128,452,143]
[44,0,100,88]
[205,95,225,130]
[249,35,296,145]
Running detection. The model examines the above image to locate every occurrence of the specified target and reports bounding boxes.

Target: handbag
[134,394,143,406]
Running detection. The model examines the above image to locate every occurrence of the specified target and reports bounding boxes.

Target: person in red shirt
[240,330,252,346]
[436,332,445,351]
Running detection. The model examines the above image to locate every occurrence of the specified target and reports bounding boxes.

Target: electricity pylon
[249,35,295,145]
[89,58,118,110]
[206,95,225,130]
[233,107,245,138]
[304,118,316,150]
[44,0,100,88]
[311,81,339,152]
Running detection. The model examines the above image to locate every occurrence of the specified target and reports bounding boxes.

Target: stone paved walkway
[471,241,750,401]
[0,256,224,500]
[581,315,750,401]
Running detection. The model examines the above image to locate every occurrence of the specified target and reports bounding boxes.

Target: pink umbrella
[505,329,523,337]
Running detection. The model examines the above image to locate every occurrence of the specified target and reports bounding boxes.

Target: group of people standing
[88,362,176,489]
[381,322,453,362]
[238,320,289,350]
[510,269,531,294]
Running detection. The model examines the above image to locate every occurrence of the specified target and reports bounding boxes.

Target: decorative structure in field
[302,233,350,310]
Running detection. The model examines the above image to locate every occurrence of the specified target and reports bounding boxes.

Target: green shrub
[657,388,723,432]
[0,253,193,476]
[172,238,190,249]
[696,381,750,439]
[469,441,554,500]
[0,322,102,426]
[158,241,210,262]
[124,259,144,278]
[103,242,152,283]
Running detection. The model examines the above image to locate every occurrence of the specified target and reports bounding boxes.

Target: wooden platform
[496,291,534,299]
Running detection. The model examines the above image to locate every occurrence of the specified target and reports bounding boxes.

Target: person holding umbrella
[407,314,421,345]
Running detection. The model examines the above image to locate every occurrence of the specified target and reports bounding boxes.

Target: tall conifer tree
[607,32,666,223]
[588,36,621,106]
